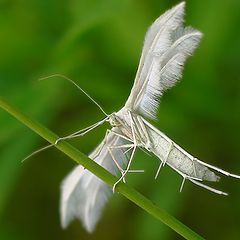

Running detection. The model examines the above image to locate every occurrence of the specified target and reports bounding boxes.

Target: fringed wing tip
[176,1,185,10]
[60,184,75,230]
[139,27,202,120]
[59,133,126,233]
[170,1,185,18]
[83,219,96,233]
[60,198,96,233]
[60,203,70,229]
[60,165,85,230]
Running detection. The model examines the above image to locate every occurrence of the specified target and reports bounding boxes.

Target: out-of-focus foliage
[0,0,239,239]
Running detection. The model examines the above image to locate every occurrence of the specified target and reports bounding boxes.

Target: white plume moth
[47,2,240,233]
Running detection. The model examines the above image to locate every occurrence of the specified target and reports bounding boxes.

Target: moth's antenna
[39,74,109,117]
[22,144,54,163]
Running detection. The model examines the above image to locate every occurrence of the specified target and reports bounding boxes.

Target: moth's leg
[108,144,134,174]
[107,129,133,143]
[55,116,108,144]
[113,111,138,192]
[109,144,134,184]
[107,133,144,184]
[189,179,228,195]
[104,129,134,183]
[106,128,133,162]
[194,158,240,179]
[109,143,134,151]
[111,126,145,155]
[108,143,145,174]
[108,147,126,182]
[112,147,137,191]
[180,176,186,193]
[179,174,202,193]
[169,164,225,195]
[106,129,140,158]
[98,129,132,180]
[167,164,202,192]
[154,162,163,179]
[22,118,109,162]
[163,153,228,194]
[171,164,202,182]
[123,145,134,155]
[89,128,134,184]
[106,129,134,157]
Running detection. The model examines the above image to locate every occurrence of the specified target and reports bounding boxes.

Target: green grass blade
[0,97,205,240]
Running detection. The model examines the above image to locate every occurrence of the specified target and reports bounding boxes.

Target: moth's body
[110,109,219,183]
[109,111,149,148]
[60,2,240,233]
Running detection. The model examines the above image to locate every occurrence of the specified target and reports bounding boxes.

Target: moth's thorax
[108,110,133,139]
[115,109,147,145]
[108,112,122,127]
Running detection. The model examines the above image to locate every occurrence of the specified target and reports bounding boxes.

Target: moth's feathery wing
[124,2,202,119]
[60,129,129,232]
[124,2,185,112]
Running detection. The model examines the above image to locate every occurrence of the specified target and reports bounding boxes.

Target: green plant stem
[0,97,204,240]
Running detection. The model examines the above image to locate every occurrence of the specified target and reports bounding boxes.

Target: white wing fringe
[124,2,202,120]
[139,21,202,119]
[61,166,111,232]
[60,133,128,232]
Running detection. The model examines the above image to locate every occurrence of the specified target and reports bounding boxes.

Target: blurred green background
[0,0,240,239]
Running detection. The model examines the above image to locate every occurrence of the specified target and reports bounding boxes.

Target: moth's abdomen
[146,123,220,182]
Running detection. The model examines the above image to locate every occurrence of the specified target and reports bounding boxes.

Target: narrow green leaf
[0,97,205,240]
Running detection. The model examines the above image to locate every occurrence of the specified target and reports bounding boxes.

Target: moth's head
[107,113,121,127]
